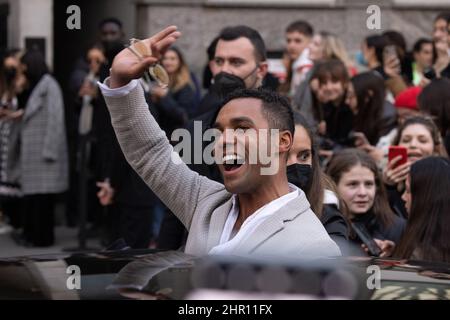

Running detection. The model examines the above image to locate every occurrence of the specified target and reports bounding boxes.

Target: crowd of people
[0,13,449,263]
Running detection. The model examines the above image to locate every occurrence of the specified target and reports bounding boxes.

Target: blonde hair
[319,31,353,70]
[165,47,193,92]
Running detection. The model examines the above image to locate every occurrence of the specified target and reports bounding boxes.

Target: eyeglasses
[127,38,169,88]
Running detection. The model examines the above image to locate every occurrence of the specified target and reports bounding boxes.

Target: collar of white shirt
[209,183,300,255]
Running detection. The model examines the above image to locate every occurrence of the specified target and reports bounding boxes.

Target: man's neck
[234,176,291,231]
[435,54,450,73]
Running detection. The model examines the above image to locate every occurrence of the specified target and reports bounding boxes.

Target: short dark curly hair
[220,88,295,136]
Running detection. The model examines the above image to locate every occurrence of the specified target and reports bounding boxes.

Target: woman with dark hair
[151,46,197,137]
[293,31,356,128]
[286,112,349,249]
[18,49,68,247]
[360,35,388,70]
[358,34,407,97]
[383,115,447,217]
[310,59,353,155]
[396,157,450,262]
[346,71,393,146]
[418,78,450,155]
[327,149,406,255]
[373,157,450,263]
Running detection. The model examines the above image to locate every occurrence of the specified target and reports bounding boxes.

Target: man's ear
[279,130,293,155]
[257,61,269,80]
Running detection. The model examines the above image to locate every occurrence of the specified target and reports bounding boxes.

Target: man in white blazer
[99,26,341,258]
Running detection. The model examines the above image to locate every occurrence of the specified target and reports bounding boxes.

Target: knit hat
[394,86,422,110]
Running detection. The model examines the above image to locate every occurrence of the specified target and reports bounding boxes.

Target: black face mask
[286,163,313,192]
[4,67,17,84]
[102,40,124,61]
[211,72,246,98]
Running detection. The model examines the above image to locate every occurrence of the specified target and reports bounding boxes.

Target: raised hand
[109,26,181,88]
[96,180,115,206]
[383,55,401,78]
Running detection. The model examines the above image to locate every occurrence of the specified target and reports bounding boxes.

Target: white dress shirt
[209,184,300,255]
[98,78,139,98]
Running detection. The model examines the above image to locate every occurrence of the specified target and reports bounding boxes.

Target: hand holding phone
[383,45,401,77]
[351,222,382,257]
[388,146,407,169]
[384,146,410,186]
[383,45,398,62]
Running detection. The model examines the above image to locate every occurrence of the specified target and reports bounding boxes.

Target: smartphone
[351,222,382,257]
[383,45,398,62]
[388,146,408,168]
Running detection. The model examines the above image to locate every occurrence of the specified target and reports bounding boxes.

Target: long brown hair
[394,157,450,263]
[292,112,347,218]
[164,47,192,92]
[318,31,353,70]
[293,112,324,216]
[311,59,350,122]
[351,71,385,145]
[326,149,394,228]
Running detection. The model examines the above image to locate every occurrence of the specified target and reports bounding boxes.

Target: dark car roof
[0,250,449,300]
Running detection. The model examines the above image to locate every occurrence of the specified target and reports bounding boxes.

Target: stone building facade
[135,0,450,74]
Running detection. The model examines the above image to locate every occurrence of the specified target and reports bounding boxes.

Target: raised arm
[101,26,223,229]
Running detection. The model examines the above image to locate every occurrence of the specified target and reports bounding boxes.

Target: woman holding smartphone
[383,116,447,217]
[369,157,450,262]
[327,149,406,256]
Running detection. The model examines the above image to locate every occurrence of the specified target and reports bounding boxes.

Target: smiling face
[318,78,346,104]
[212,37,267,89]
[287,125,312,166]
[162,49,181,75]
[398,123,435,163]
[213,98,288,194]
[337,164,376,215]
